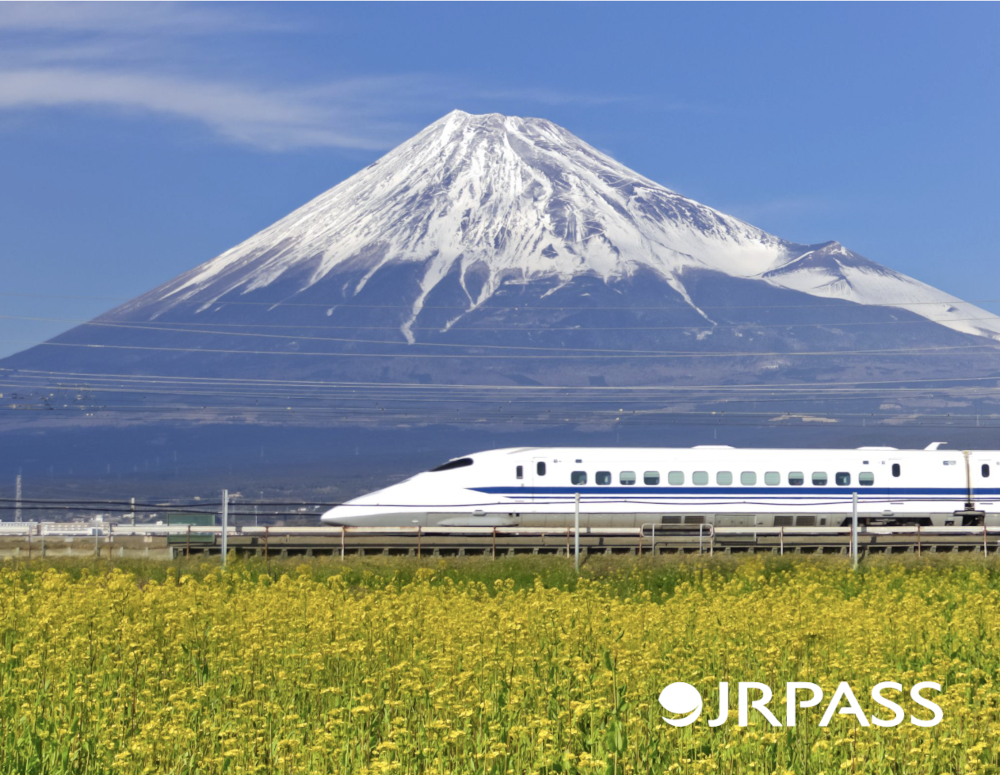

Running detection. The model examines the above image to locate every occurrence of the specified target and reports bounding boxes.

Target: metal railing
[2,523,999,561]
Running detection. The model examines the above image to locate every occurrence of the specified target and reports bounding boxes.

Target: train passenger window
[668,471,685,485]
[717,471,733,485]
[537,462,546,476]
[812,472,828,486]
[859,472,875,486]
[836,472,851,486]
[892,463,900,478]
[596,471,611,485]
[741,472,757,485]
[571,471,587,485]
[983,464,991,478]
[693,471,709,485]
[644,471,660,485]
[765,472,781,486]
[516,465,523,480]
[789,472,804,486]
[620,471,636,485]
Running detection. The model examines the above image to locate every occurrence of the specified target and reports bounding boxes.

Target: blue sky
[1,2,999,359]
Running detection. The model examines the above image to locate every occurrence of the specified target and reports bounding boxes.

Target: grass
[0,554,998,773]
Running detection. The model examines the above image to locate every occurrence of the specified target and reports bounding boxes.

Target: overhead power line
[5,315,1000,357]
[3,338,997,360]
[2,290,1000,311]
[5,367,1000,392]
[0,316,840,356]
[5,373,1000,404]
[5,312,1000,333]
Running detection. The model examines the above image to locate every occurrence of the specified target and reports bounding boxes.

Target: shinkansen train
[320,445,1000,528]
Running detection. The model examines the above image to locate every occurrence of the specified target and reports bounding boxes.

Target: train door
[972,454,999,522]
[886,458,904,513]
[955,453,997,524]
[531,457,548,502]
[972,454,997,502]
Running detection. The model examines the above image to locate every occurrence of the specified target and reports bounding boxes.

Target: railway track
[1,524,999,560]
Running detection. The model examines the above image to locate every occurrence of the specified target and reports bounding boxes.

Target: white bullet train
[320,444,1000,528]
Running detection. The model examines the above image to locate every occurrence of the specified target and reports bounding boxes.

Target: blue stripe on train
[471,486,1000,497]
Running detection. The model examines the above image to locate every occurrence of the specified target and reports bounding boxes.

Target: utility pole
[14,474,22,523]
[851,492,859,570]
[574,492,581,572]
[221,489,229,566]
[130,497,135,527]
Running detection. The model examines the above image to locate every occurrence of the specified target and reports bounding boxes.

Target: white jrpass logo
[659,681,943,728]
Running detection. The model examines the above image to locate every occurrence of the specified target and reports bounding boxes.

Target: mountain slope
[3,110,1000,430]
[117,110,1000,343]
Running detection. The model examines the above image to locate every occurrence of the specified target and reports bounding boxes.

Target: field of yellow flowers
[0,555,998,774]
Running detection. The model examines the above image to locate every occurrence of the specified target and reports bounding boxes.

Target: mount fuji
[100,110,1000,340]
[4,110,1000,427]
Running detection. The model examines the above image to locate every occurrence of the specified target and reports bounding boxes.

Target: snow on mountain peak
[143,110,1000,342]
[153,111,784,328]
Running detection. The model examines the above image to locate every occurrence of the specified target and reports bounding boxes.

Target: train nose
[320,502,390,526]
[319,501,425,527]
[320,506,349,525]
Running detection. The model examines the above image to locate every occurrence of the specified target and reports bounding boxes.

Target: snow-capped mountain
[4,109,1000,411]
[122,109,1000,343]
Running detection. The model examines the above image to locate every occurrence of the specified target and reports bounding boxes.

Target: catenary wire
[5,312,1000,333]
[3,290,1000,311]
[2,338,997,359]
[5,367,1000,392]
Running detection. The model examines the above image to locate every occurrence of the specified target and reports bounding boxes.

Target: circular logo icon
[658,682,703,727]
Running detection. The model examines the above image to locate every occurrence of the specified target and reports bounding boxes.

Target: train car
[320,444,1000,528]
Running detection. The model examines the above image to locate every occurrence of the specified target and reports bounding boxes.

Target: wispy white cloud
[474,87,635,108]
[0,3,444,151]
[0,2,646,151]
[475,87,706,114]
[0,67,440,150]
[0,65,651,150]
[0,2,288,35]
[724,197,840,222]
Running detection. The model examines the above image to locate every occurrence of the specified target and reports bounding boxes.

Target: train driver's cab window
[891,463,901,478]
[644,471,660,485]
[741,472,756,485]
[620,471,636,485]
[765,472,781,486]
[983,464,991,478]
[596,471,612,485]
[571,471,587,485]
[693,471,709,485]
[717,471,733,485]
[789,472,804,486]
[668,471,685,485]
[812,472,828,486]
[431,457,473,472]
[859,472,875,486]
[516,465,523,480]
[537,462,546,476]
[835,472,851,486]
